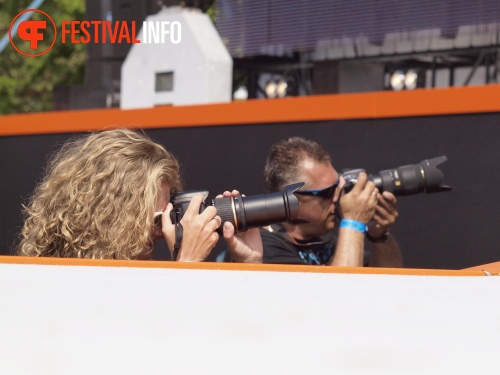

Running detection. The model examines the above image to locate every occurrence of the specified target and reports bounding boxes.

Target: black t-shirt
[261,224,370,266]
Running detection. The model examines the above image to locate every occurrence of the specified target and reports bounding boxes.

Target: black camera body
[342,156,452,196]
[170,183,306,234]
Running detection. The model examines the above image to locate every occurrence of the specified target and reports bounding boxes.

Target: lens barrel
[371,164,424,196]
[212,182,305,233]
[170,182,306,234]
[343,156,451,196]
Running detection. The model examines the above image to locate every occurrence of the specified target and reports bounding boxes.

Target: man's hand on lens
[367,191,398,238]
[217,190,263,263]
[339,172,378,224]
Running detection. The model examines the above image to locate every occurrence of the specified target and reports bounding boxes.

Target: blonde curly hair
[18,129,182,259]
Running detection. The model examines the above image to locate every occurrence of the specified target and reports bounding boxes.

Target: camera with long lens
[169,182,306,234]
[342,156,452,196]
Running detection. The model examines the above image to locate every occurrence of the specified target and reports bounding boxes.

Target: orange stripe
[463,261,500,273]
[1,84,500,137]
[0,255,487,276]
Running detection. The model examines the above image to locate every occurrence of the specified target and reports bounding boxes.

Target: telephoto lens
[170,182,306,233]
[342,156,452,196]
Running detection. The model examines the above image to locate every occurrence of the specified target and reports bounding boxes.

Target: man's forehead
[299,159,338,184]
[301,158,316,171]
[300,158,336,172]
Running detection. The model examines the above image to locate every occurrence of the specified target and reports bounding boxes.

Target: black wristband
[366,231,389,243]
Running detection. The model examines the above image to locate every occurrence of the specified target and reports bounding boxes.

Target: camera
[169,183,306,234]
[342,156,452,196]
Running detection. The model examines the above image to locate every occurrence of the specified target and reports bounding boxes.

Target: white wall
[0,261,499,374]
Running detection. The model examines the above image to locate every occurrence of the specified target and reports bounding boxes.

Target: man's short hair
[264,137,331,192]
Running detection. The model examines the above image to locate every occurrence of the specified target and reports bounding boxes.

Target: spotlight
[389,68,425,91]
[389,70,405,91]
[264,80,277,98]
[233,86,248,100]
[404,69,424,90]
[276,79,288,98]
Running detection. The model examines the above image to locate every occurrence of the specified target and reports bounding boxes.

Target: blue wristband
[340,219,367,234]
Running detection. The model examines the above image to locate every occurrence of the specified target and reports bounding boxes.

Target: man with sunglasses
[261,137,403,267]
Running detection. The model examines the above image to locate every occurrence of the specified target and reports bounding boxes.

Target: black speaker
[85,0,162,60]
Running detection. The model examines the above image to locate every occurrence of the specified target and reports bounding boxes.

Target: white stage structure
[121,7,232,109]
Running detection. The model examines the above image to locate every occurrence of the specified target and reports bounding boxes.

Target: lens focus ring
[213,197,236,230]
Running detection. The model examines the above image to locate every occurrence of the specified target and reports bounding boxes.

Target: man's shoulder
[259,227,304,264]
[259,227,290,246]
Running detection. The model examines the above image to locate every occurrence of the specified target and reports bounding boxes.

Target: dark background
[1,113,499,269]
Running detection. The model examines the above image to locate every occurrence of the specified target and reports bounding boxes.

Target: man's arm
[368,234,403,267]
[328,228,364,266]
[330,173,378,267]
[367,191,403,268]
[223,224,263,263]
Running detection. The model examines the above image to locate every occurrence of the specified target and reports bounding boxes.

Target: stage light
[389,70,405,91]
[264,80,277,98]
[404,69,419,90]
[233,86,248,100]
[389,68,425,91]
[276,79,288,98]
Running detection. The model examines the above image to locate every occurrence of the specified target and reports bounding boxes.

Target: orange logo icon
[9,9,57,57]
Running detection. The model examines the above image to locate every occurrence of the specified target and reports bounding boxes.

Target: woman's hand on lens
[163,194,219,262]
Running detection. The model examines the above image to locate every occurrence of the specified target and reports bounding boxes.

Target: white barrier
[0,257,499,374]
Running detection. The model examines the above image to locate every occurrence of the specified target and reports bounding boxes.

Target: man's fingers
[373,212,391,227]
[222,221,237,247]
[374,204,390,218]
[376,192,398,212]
[351,172,368,192]
[217,190,242,199]
[223,221,234,237]
[382,191,397,203]
[374,204,397,226]
[364,183,378,201]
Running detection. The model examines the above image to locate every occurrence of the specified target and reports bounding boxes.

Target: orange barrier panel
[2,84,500,137]
[463,261,500,273]
[0,255,489,276]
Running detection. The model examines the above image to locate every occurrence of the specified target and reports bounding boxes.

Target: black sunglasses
[295,178,340,199]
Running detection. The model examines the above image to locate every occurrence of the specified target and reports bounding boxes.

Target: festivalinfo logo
[9,9,181,57]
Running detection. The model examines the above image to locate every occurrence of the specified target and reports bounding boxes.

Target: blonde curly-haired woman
[18,129,262,262]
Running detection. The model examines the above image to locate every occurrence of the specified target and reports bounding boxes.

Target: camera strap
[172,222,183,261]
